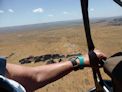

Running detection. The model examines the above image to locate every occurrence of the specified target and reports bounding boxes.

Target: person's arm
[6,61,74,92]
[6,50,106,92]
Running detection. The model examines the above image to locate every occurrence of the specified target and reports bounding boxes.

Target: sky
[0,0,122,27]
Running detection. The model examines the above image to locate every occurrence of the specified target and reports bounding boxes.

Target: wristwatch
[70,56,84,71]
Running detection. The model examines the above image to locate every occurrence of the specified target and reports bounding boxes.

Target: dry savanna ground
[0,21,122,92]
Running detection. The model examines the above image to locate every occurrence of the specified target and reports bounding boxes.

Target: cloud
[90,8,95,12]
[48,14,54,17]
[0,10,4,13]
[63,11,69,15]
[33,8,44,13]
[8,9,14,13]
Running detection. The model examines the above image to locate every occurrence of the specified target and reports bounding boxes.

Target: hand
[94,49,107,60]
[83,50,107,67]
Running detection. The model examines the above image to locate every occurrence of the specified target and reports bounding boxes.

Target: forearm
[6,61,74,91]
[32,61,73,90]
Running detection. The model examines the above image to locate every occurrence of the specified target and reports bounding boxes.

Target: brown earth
[0,22,122,92]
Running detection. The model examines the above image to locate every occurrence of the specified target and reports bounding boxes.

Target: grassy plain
[0,20,122,92]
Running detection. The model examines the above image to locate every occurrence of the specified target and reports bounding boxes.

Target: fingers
[83,49,107,67]
[94,49,107,60]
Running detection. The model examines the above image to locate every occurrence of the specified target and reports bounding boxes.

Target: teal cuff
[77,56,84,69]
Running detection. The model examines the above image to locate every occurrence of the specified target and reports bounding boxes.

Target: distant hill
[108,17,122,26]
[91,16,122,26]
[0,16,122,33]
[0,20,82,32]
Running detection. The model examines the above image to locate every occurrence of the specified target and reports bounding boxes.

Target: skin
[6,50,106,92]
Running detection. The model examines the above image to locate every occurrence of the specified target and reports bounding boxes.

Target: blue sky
[0,0,122,27]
